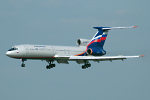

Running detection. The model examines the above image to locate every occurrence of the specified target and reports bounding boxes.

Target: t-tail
[86,26,137,56]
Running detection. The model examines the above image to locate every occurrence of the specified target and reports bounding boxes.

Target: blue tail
[87,27,109,48]
[76,26,137,56]
[86,27,109,56]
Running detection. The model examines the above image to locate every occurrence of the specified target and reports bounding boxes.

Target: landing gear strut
[21,59,26,67]
[82,61,91,69]
[46,60,56,69]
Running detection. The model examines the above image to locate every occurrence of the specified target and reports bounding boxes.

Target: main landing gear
[46,60,56,69]
[82,61,91,69]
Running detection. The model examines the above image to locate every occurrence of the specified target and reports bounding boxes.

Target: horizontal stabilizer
[93,26,137,31]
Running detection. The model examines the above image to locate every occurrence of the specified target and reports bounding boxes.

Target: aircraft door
[26,48,29,54]
[64,49,70,55]
[47,47,55,56]
[52,47,55,55]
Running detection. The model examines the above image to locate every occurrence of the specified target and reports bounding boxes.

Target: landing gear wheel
[52,64,55,67]
[87,63,91,67]
[21,63,25,67]
[46,60,56,69]
[82,65,86,69]
[81,63,91,69]
[46,65,49,69]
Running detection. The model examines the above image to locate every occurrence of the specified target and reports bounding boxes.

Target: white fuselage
[5,26,141,69]
[6,45,86,59]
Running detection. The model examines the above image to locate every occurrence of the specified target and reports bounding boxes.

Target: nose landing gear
[21,59,26,67]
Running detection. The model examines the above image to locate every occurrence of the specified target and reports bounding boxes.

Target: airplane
[6,26,144,69]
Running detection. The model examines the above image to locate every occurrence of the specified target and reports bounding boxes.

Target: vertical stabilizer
[87,27,109,49]
[86,26,137,56]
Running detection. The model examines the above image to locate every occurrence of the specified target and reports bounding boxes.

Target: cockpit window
[8,47,18,51]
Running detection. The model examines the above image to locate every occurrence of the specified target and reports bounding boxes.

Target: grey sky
[0,0,149,100]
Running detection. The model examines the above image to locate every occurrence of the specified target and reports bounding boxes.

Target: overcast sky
[0,0,150,100]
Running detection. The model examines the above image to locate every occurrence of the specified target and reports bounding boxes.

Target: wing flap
[57,60,69,64]
[54,55,143,64]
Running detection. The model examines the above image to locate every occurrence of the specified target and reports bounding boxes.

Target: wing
[54,55,144,64]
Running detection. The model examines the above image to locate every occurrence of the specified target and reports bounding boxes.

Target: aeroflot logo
[34,46,46,47]
[83,41,88,43]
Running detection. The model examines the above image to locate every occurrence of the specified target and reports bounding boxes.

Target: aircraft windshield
[8,47,18,51]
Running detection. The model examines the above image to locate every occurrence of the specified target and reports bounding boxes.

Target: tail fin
[86,26,137,55]
[87,26,137,49]
[87,27,108,49]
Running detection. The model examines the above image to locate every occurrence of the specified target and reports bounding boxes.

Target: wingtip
[140,55,144,57]
[133,26,138,28]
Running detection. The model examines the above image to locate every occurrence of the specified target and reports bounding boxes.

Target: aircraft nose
[6,51,10,56]
[6,51,12,57]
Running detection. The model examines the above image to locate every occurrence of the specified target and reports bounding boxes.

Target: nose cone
[6,51,11,57]
[6,51,14,57]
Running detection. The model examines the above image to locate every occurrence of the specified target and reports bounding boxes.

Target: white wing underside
[54,55,143,64]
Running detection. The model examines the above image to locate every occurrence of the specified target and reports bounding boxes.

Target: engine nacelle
[87,48,106,56]
[77,39,90,46]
